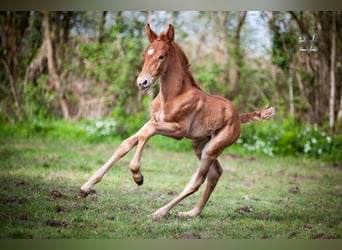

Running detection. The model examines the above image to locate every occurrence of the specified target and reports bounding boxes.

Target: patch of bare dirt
[237,205,253,213]
[277,170,286,175]
[19,214,28,221]
[288,186,300,194]
[49,189,67,199]
[327,191,342,198]
[182,232,202,239]
[223,167,235,173]
[91,194,99,201]
[44,219,68,228]
[167,190,178,196]
[300,224,313,231]
[15,181,26,187]
[56,205,68,213]
[277,197,291,203]
[2,196,26,204]
[314,233,336,239]
[222,154,258,163]
[70,202,88,210]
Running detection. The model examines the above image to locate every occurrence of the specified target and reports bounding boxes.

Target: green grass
[0,135,341,239]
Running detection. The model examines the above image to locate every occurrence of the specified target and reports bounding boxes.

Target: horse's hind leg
[150,124,239,218]
[178,160,223,217]
[177,138,223,217]
[78,132,139,198]
[176,122,240,217]
[149,138,217,218]
[176,123,240,217]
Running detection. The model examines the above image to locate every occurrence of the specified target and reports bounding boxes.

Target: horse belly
[186,116,221,139]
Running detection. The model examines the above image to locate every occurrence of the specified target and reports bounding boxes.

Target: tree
[1,11,340,135]
[265,11,341,131]
[329,11,336,131]
[43,11,70,119]
[0,11,45,121]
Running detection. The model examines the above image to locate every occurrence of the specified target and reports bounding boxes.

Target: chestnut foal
[78,24,275,218]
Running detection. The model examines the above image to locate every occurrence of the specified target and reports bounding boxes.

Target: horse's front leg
[78,130,140,198]
[129,120,187,185]
[128,123,152,185]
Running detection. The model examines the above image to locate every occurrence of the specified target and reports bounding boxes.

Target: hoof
[148,212,167,219]
[76,189,95,199]
[134,174,144,186]
[148,208,169,219]
[177,209,201,217]
[177,212,195,217]
[77,190,89,199]
[133,174,144,186]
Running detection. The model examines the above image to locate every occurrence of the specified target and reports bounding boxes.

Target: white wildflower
[326,136,331,143]
[304,141,311,153]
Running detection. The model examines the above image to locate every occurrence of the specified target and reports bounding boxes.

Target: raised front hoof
[134,174,144,186]
[76,189,95,199]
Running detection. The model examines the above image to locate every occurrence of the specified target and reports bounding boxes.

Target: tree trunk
[228,11,247,100]
[338,87,342,123]
[234,11,247,87]
[3,12,21,119]
[329,11,336,130]
[25,40,47,84]
[217,11,229,65]
[288,66,295,117]
[43,11,70,119]
[99,11,107,43]
[295,63,314,122]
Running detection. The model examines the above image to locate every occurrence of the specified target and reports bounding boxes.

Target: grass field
[0,135,341,239]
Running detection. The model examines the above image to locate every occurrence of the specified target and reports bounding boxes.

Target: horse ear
[166,24,174,42]
[146,23,157,43]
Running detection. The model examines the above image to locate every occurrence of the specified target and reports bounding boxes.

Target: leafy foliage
[194,63,229,96]
[1,118,340,163]
[0,11,341,164]
[237,119,342,163]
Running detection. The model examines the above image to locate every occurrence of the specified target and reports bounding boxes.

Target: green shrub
[238,119,342,163]
[1,117,340,163]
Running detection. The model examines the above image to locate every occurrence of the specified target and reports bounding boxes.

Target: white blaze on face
[147,48,154,56]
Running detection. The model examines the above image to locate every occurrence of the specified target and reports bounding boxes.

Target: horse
[78,24,275,218]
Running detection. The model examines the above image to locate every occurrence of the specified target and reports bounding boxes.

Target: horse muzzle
[137,75,154,92]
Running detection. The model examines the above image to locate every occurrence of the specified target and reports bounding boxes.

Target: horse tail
[240,105,275,124]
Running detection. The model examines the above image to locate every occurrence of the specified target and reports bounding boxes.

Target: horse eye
[158,55,165,60]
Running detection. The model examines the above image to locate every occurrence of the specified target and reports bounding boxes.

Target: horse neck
[159,45,194,102]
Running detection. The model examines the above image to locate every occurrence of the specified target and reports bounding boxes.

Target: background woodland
[0,11,341,161]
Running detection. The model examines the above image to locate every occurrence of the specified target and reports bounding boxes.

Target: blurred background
[0,11,341,163]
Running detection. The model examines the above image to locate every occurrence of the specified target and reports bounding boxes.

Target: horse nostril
[139,80,148,87]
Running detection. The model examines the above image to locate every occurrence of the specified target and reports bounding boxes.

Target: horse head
[137,24,174,92]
